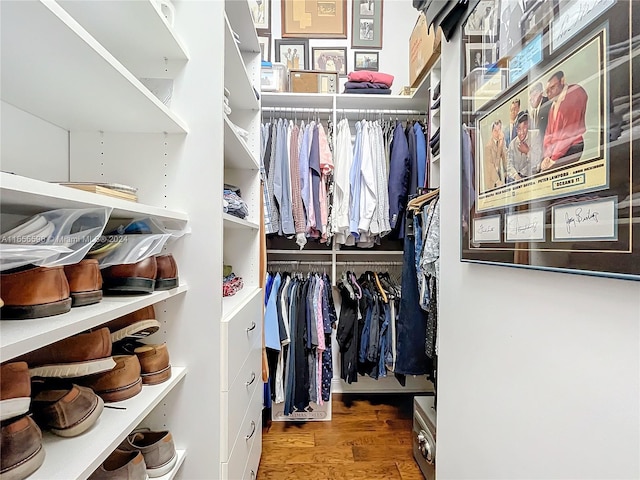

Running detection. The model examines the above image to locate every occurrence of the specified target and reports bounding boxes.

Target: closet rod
[261,107,428,115]
[261,107,333,113]
[336,261,403,266]
[267,260,333,265]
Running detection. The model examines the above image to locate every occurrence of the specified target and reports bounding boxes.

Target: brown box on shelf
[409,13,442,87]
[289,70,338,93]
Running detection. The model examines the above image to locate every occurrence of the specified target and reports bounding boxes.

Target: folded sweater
[344,81,390,89]
[347,70,394,87]
[343,88,392,95]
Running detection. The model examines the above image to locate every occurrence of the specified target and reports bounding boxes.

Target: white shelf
[222,287,261,323]
[32,368,187,480]
[336,94,426,112]
[0,173,189,222]
[224,14,259,112]
[335,250,403,255]
[223,213,259,230]
[157,450,187,480]
[261,92,335,109]
[432,154,441,163]
[267,249,332,255]
[225,0,260,54]
[224,117,259,170]
[57,0,189,77]
[0,284,188,363]
[0,0,188,133]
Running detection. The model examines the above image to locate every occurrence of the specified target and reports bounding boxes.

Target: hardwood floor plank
[395,460,427,480]
[352,444,416,462]
[259,445,355,465]
[329,461,403,480]
[262,432,315,447]
[257,464,337,480]
[314,430,413,447]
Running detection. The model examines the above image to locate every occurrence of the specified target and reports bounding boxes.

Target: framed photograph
[351,0,383,49]
[249,0,271,34]
[465,43,497,75]
[312,47,347,76]
[460,0,640,282]
[281,0,347,38]
[274,39,309,70]
[354,51,379,71]
[464,0,498,38]
[258,35,271,62]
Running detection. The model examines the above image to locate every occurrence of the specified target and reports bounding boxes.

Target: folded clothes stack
[429,127,440,157]
[223,272,243,297]
[224,87,231,116]
[431,82,441,111]
[343,71,394,95]
[223,184,249,219]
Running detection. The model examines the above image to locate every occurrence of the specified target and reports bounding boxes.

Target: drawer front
[221,291,262,390]
[221,343,262,460]
[222,384,263,480]
[242,426,262,480]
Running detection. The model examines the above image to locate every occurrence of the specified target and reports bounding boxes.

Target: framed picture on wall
[275,39,310,70]
[258,35,271,62]
[312,47,348,76]
[351,0,383,49]
[464,0,498,37]
[465,43,497,75]
[281,0,347,38]
[354,51,379,71]
[249,0,271,34]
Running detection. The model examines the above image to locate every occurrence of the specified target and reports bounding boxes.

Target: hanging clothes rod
[336,261,403,266]
[267,260,333,266]
[261,107,428,115]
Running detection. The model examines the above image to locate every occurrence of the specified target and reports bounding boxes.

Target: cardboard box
[409,13,442,87]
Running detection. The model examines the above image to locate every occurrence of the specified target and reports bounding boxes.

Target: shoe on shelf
[0,415,45,480]
[0,265,71,320]
[0,362,31,422]
[89,450,147,480]
[119,430,177,478]
[101,257,157,295]
[30,380,104,437]
[114,340,171,386]
[13,328,115,378]
[64,259,103,307]
[102,305,160,343]
[76,355,142,403]
[154,254,178,291]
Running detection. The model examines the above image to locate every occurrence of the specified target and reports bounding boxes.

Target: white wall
[267,0,416,93]
[436,35,640,480]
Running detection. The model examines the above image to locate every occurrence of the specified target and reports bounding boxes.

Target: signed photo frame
[460,1,639,281]
[281,0,347,38]
[351,0,383,49]
[465,43,497,75]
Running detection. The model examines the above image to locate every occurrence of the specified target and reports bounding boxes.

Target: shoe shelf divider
[0,284,188,363]
[223,117,260,170]
[0,0,187,134]
[0,172,189,223]
[224,13,260,113]
[56,0,189,77]
[30,367,187,480]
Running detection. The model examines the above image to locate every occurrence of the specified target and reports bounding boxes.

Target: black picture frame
[353,51,379,71]
[312,47,348,76]
[274,39,310,70]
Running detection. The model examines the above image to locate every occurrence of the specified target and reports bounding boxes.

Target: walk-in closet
[1,1,638,480]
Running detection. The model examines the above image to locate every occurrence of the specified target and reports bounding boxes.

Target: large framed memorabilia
[281,0,348,38]
[460,0,639,281]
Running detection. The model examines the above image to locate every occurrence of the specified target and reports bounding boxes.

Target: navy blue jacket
[388,122,411,238]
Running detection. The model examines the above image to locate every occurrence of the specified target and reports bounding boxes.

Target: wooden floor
[257,394,426,480]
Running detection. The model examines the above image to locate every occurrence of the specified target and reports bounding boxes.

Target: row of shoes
[0,254,179,320]
[0,305,170,480]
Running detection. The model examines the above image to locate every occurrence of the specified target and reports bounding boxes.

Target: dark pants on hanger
[395,221,431,376]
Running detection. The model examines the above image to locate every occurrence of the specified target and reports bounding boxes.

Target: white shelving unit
[1,1,261,478]
[221,0,263,477]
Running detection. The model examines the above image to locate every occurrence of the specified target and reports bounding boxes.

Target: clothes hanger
[407,188,440,212]
[373,271,388,303]
[349,271,362,299]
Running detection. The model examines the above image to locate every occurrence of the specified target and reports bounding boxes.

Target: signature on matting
[565,207,599,234]
[508,217,538,237]
[477,223,495,234]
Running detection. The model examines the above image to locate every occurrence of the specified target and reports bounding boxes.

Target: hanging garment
[388,121,412,238]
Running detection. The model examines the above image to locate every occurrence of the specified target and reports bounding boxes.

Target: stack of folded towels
[343,71,394,95]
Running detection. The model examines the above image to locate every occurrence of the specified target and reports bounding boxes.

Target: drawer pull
[246,321,256,332]
[245,420,256,440]
[245,371,256,387]
[250,470,256,480]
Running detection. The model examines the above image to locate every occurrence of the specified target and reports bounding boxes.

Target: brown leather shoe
[101,305,160,343]
[14,328,115,378]
[0,416,45,480]
[102,257,157,294]
[155,254,178,291]
[64,259,103,307]
[0,362,30,421]
[114,340,171,386]
[0,265,71,319]
[89,450,147,480]
[76,355,142,403]
[31,381,104,437]
[119,430,177,477]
